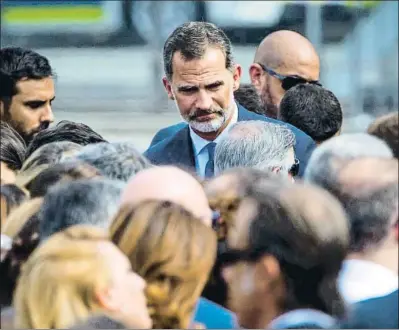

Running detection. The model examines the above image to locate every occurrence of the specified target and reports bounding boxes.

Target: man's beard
[180,105,232,133]
[260,89,279,119]
[9,119,50,144]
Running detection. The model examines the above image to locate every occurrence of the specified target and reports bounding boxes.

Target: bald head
[250,30,320,118]
[254,30,320,77]
[121,166,212,226]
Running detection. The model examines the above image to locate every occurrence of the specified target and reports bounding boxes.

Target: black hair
[233,83,264,115]
[0,47,54,107]
[163,22,234,81]
[0,122,26,171]
[279,84,343,143]
[25,120,107,160]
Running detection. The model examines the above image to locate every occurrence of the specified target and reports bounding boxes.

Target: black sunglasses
[289,158,300,177]
[258,63,322,91]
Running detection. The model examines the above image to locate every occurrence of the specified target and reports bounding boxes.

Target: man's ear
[162,77,175,100]
[232,64,242,91]
[249,63,264,90]
[255,254,281,291]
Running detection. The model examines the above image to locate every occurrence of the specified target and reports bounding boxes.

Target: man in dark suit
[341,290,398,329]
[144,22,316,178]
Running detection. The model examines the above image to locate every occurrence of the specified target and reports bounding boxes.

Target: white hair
[304,133,393,186]
[214,120,296,174]
[69,142,152,182]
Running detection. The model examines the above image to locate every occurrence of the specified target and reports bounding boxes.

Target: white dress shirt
[338,259,398,304]
[189,104,238,178]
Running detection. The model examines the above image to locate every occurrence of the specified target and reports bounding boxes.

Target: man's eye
[181,88,196,94]
[207,83,223,91]
[25,102,45,109]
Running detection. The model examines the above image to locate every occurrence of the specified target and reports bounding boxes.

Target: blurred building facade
[1,1,397,144]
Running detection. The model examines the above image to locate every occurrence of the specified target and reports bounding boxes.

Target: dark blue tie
[205,142,216,178]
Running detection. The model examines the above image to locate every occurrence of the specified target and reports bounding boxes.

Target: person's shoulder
[145,123,188,157]
[150,122,186,147]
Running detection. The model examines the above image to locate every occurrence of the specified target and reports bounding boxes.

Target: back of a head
[110,200,217,329]
[163,21,234,81]
[25,120,107,160]
[22,141,82,172]
[26,161,102,198]
[279,84,343,143]
[304,133,393,190]
[72,142,151,182]
[367,112,399,158]
[39,178,124,240]
[122,166,212,225]
[215,120,295,173]
[233,84,263,115]
[333,157,398,253]
[0,184,28,226]
[1,198,43,307]
[13,225,112,329]
[16,141,83,189]
[0,122,26,172]
[240,182,349,317]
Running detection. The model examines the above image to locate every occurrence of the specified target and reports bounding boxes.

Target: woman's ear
[95,286,119,312]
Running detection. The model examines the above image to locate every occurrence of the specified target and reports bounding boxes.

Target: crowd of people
[1,21,398,329]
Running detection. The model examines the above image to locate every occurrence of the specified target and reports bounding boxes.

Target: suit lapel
[164,125,196,168]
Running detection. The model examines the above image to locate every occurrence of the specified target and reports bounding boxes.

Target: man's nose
[41,104,54,123]
[195,90,213,110]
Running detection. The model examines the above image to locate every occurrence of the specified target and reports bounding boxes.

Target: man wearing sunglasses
[249,30,320,119]
[214,120,299,180]
[220,182,348,329]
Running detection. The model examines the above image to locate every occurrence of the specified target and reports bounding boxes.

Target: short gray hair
[163,21,234,81]
[304,133,393,188]
[215,120,296,173]
[38,178,125,240]
[70,142,152,182]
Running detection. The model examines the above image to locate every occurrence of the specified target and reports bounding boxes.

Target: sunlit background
[1,0,397,151]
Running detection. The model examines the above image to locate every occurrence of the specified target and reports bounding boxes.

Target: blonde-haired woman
[13,225,152,329]
[110,200,217,329]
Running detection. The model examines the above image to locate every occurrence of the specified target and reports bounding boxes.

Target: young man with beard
[0,47,55,143]
[145,22,316,178]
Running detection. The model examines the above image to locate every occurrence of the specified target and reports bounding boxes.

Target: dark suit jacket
[340,290,398,329]
[145,104,316,177]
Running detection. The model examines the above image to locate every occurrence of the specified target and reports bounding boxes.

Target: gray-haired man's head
[215,120,296,178]
[70,142,152,182]
[38,178,125,240]
[304,133,393,190]
[162,22,240,136]
[304,134,396,254]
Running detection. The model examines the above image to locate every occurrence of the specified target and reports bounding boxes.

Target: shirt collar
[268,309,336,329]
[339,259,398,302]
[342,259,398,282]
[190,103,238,156]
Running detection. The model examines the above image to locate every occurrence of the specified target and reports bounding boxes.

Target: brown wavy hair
[110,200,217,329]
